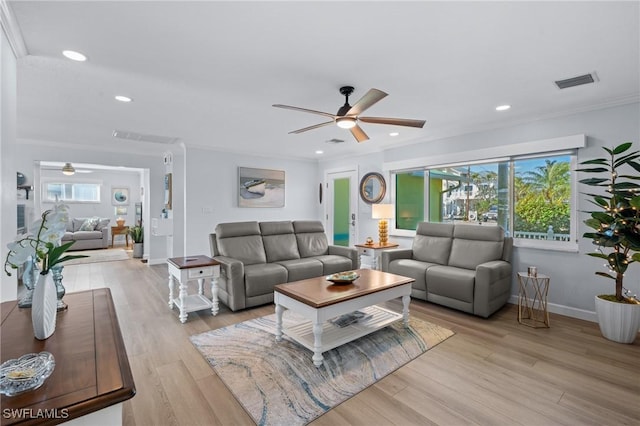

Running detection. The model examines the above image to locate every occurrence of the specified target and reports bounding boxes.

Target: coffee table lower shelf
[283,305,401,353]
[172,294,212,313]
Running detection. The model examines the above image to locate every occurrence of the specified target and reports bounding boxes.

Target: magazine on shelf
[330,310,373,328]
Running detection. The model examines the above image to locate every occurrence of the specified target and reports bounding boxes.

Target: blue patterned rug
[190,310,454,425]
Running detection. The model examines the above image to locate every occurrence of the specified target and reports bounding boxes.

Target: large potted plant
[578,142,640,343]
[129,226,144,259]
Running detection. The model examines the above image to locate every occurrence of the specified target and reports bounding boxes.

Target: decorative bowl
[326,271,359,284]
[0,352,55,397]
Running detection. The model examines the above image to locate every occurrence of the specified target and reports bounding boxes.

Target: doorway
[325,168,358,246]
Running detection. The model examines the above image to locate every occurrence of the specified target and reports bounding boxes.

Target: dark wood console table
[1,288,135,425]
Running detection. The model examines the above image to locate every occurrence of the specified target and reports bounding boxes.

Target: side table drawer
[188,267,215,279]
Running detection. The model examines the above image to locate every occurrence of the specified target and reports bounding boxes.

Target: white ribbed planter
[32,272,58,340]
[595,295,640,344]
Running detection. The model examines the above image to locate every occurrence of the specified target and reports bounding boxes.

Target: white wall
[0,25,18,302]
[319,102,640,321]
[184,147,321,257]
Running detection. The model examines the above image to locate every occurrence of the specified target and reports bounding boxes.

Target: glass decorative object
[0,352,55,396]
[50,264,67,311]
[18,256,39,308]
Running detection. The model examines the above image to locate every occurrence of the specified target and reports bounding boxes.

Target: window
[390,152,576,250]
[43,182,101,203]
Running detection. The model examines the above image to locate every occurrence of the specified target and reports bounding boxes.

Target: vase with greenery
[577,141,640,343]
[4,202,87,339]
[129,226,143,258]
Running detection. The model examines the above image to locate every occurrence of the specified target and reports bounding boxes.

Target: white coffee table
[274,269,413,367]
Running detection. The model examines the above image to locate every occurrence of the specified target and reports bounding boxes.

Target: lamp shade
[372,203,395,219]
[61,162,75,176]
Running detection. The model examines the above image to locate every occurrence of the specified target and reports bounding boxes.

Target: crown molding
[0,0,27,58]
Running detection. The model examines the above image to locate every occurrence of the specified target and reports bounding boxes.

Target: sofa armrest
[474,260,512,317]
[212,256,246,311]
[101,227,109,248]
[380,249,413,272]
[328,245,359,269]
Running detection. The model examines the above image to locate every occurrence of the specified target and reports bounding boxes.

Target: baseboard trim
[147,258,167,266]
[508,295,597,323]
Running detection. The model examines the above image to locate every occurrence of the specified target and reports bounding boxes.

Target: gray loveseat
[62,217,110,251]
[209,220,358,311]
[381,222,513,318]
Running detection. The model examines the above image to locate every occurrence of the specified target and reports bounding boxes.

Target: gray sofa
[381,222,513,318]
[62,217,110,251]
[209,220,358,311]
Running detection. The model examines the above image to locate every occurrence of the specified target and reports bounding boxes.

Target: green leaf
[612,142,633,155]
[591,212,613,223]
[579,178,609,186]
[608,252,628,274]
[575,167,609,173]
[632,253,640,262]
[630,196,640,209]
[603,147,613,155]
[593,196,609,207]
[618,174,640,180]
[595,271,616,280]
[584,218,602,230]
[612,182,640,190]
[579,158,608,166]
[614,153,640,168]
[627,161,640,173]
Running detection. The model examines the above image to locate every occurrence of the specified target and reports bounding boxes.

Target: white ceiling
[6,1,640,161]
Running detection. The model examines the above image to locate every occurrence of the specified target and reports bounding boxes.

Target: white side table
[167,255,220,323]
[355,242,399,270]
[517,272,550,328]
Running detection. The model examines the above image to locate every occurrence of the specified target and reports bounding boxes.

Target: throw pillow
[79,217,98,231]
[95,217,110,231]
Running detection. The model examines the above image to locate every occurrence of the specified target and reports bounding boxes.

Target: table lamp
[372,204,395,245]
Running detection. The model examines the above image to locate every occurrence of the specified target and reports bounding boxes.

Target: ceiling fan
[273,86,426,143]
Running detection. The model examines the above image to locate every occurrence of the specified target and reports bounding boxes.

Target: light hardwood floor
[58,255,639,426]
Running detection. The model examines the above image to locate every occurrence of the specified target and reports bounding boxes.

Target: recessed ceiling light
[496,104,511,111]
[315,150,324,154]
[389,132,399,137]
[115,95,133,103]
[62,50,87,61]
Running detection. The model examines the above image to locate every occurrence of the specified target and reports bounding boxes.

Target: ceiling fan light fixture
[336,117,357,129]
[62,162,76,175]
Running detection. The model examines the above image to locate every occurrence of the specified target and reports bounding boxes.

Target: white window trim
[386,135,584,252]
[41,178,103,204]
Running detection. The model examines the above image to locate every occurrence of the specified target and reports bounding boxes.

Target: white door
[325,169,358,246]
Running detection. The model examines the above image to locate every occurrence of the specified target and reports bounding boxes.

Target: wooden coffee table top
[274,269,413,309]
[167,255,219,269]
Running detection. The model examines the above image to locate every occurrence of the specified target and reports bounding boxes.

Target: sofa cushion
[260,221,300,262]
[275,258,323,282]
[293,221,329,257]
[244,263,288,297]
[308,255,353,275]
[95,218,110,231]
[412,222,454,264]
[448,224,504,269]
[66,221,74,232]
[62,231,74,241]
[72,218,86,232]
[426,265,476,303]
[216,221,267,265]
[73,230,103,240]
[388,258,435,293]
[79,217,98,231]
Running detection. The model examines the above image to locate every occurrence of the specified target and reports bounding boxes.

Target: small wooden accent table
[355,242,399,270]
[167,256,221,323]
[517,272,551,328]
[110,226,129,248]
[0,288,135,425]
[274,269,413,367]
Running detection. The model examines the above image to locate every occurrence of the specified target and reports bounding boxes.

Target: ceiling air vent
[555,72,598,89]
[112,130,180,144]
[325,138,345,144]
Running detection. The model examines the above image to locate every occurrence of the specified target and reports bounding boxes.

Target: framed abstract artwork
[238,167,285,208]
[164,173,172,210]
[111,187,130,206]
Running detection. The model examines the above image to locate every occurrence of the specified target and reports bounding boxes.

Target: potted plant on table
[577,142,640,343]
[129,226,144,258]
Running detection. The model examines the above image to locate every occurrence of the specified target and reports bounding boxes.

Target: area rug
[190,311,454,425]
[64,248,130,265]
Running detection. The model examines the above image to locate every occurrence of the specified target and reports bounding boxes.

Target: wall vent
[113,130,180,144]
[555,73,597,89]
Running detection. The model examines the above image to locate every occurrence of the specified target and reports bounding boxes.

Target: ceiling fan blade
[273,104,336,119]
[289,121,334,134]
[359,116,426,128]
[350,125,369,143]
[347,89,388,116]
